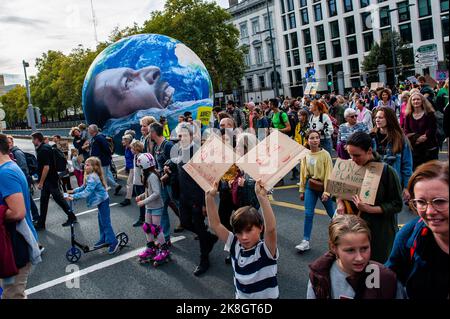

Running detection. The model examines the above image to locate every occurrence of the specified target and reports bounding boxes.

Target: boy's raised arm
[256,180,277,258]
[205,181,231,243]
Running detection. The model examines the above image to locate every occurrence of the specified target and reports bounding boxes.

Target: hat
[344,108,357,118]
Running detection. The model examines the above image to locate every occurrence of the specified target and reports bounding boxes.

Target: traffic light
[327,72,333,92]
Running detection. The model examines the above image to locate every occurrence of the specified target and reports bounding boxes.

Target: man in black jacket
[175,124,218,276]
[31,132,77,229]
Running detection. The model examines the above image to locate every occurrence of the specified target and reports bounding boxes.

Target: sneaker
[119,198,131,207]
[62,218,77,227]
[39,245,45,254]
[295,240,310,252]
[133,220,144,227]
[93,241,109,249]
[114,185,122,196]
[108,241,120,254]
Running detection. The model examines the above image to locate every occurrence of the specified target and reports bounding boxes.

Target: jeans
[321,138,333,155]
[97,198,118,246]
[39,182,76,227]
[303,180,335,241]
[160,185,171,242]
[102,166,118,188]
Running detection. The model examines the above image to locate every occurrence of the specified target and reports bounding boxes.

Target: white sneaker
[295,240,310,252]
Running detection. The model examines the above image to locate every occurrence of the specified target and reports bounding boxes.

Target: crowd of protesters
[1,75,448,300]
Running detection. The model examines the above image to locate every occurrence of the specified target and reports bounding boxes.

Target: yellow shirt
[299,149,333,196]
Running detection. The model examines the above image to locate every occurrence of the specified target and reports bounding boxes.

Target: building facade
[228,0,285,103]
[273,0,449,97]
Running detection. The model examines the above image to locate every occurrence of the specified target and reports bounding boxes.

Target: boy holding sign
[335,132,402,263]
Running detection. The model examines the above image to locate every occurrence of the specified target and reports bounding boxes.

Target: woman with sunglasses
[336,108,369,159]
[386,161,449,299]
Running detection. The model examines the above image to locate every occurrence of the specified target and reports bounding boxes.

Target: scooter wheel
[116,232,129,248]
[66,247,82,263]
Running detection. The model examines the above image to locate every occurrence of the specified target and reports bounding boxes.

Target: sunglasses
[348,115,357,118]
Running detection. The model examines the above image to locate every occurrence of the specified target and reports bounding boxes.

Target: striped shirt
[225,232,279,299]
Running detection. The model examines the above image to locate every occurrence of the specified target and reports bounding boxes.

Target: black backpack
[52,147,67,172]
[24,152,38,176]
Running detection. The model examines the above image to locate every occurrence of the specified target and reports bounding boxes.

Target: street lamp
[22,60,36,131]
[387,2,415,86]
[265,0,279,98]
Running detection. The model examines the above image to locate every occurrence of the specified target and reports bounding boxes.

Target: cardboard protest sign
[326,158,384,205]
[304,82,319,95]
[236,130,309,191]
[370,82,385,90]
[303,82,313,95]
[183,134,236,192]
[407,76,418,84]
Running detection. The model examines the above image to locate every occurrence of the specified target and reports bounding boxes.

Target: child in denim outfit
[67,156,119,254]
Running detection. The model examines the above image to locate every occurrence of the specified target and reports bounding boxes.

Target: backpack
[52,147,68,172]
[24,152,38,176]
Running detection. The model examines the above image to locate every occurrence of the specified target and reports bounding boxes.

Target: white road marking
[75,203,119,217]
[25,235,186,296]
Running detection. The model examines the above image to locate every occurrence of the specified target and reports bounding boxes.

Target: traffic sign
[214,92,224,98]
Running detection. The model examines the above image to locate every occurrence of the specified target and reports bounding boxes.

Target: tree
[362,31,414,85]
[0,85,28,126]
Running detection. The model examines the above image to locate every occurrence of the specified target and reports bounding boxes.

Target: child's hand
[137,201,145,208]
[206,181,219,197]
[255,179,267,197]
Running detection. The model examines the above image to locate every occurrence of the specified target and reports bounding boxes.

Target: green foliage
[0,85,28,124]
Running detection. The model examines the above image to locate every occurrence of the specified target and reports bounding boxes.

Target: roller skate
[152,244,171,267]
[138,242,158,264]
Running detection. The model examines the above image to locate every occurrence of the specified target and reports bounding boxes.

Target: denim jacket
[72,172,108,208]
[373,137,413,189]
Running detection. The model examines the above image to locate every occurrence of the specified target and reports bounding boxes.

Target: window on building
[305,46,313,63]
[294,69,302,84]
[286,52,292,67]
[442,0,450,12]
[259,75,266,88]
[443,15,449,37]
[363,32,374,52]
[351,78,361,89]
[247,77,254,91]
[264,13,273,30]
[328,0,337,17]
[292,49,301,65]
[345,16,356,35]
[379,6,391,27]
[282,15,287,31]
[281,0,286,14]
[252,19,260,35]
[240,23,248,38]
[360,0,370,7]
[399,23,413,43]
[284,34,290,50]
[347,36,357,55]
[268,41,277,60]
[287,0,295,11]
[303,29,311,45]
[289,13,296,29]
[244,52,251,66]
[349,58,359,75]
[419,18,434,40]
[301,8,309,25]
[314,3,323,21]
[316,24,325,42]
[361,12,372,31]
[332,40,342,57]
[398,1,411,22]
[300,0,308,8]
[343,0,353,12]
[380,28,391,39]
[255,47,263,65]
[291,32,299,48]
[329,20,340,39]
[418,0,432,18]
[288,70,294,86]
[318,43,327,60]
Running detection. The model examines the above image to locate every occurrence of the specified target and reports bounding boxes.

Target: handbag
[308,178,324,193]
[0,204,19,279]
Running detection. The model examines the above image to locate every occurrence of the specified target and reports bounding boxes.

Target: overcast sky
[0,0,229,85]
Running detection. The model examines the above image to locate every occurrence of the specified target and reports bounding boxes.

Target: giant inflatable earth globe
[82,33,213,152]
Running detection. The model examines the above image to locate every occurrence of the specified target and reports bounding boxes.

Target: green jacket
[359,153,403,264]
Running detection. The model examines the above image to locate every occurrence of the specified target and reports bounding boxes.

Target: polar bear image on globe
[82,33,213,151]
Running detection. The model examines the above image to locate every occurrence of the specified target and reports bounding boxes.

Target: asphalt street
[11,138,448,299]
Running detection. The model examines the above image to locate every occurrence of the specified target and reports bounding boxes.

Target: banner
[182,134,236,192]
[370,82,384,90]
[236,130,309,191]
[196,106,213,126]
[326,158,384,205]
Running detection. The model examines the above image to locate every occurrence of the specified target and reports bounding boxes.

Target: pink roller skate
[152,244,171,267]
[138,242,158,264]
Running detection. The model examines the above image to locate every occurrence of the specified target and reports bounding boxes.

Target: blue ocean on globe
[81,33,213,152]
